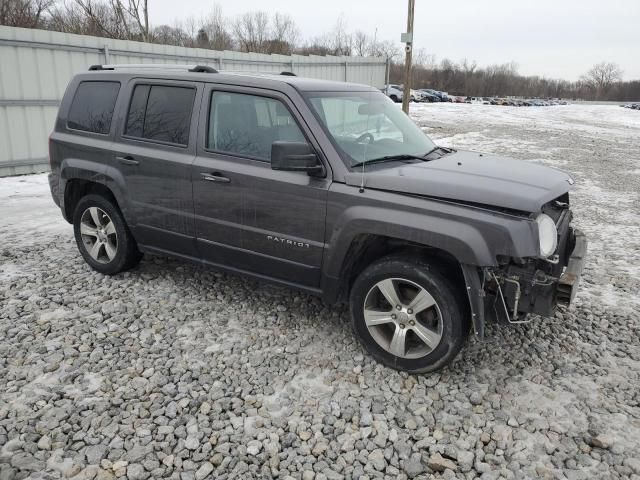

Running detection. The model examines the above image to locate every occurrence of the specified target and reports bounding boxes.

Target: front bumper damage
[462,226,588,338]
[557,229,588,304]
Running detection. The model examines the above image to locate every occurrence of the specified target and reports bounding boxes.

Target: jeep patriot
[48,64,587,372]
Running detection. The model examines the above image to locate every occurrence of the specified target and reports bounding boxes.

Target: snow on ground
[1,104,639,479]
[412,103,640,312]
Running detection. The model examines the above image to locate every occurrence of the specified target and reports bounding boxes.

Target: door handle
[201,172,230,183]
[116,155,139,166]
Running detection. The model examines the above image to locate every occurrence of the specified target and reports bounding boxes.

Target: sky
[148,0,640,81]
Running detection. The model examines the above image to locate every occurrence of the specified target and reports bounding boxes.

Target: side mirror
[271,141,323,173]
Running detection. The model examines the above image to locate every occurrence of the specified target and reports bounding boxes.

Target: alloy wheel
[363,277,443,359]
[80,207,118,264]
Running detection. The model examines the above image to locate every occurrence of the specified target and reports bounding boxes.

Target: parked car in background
[417,89,440,102]
[383,85,418,103]
[423,89,446,102]
[383,84,404,103]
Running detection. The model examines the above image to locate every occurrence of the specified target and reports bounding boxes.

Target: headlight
[536,213,558,258]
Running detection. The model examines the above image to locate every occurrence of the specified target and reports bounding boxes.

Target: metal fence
[0,26,387,177]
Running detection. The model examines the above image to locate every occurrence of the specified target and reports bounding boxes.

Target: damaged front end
[462,198,588,337]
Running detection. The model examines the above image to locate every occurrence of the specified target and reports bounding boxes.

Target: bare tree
[127,0,149,41]
[370,39,401,62]
[152,24,189,47]
[0,0,54,28]
[269,12,297,53]
[352,30,371,57]
[199,5,234,51]
[72,0,149,40]
[460,58,477,75]
[413,49,436,69]
[329,16,352,56]
[233,11,269,53]
[581,62,623,98]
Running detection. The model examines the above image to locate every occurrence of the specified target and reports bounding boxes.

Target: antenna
[359,27,379,194]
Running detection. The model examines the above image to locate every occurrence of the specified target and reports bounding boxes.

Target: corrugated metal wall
[0,26,386,177]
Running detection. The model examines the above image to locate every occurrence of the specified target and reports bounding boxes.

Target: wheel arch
[321,211,493,336]
[324,233,468,306]
[60,159,129,223]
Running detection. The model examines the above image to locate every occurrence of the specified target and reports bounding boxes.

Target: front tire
[73,194,142,275]
[350,255,469,373]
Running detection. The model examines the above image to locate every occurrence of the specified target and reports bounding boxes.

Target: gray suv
[48,64,587,373]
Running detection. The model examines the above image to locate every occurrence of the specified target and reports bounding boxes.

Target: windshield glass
[304,91,436,167]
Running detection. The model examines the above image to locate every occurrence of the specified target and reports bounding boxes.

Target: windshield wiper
[424,146,455,157]
[351,154,426,169]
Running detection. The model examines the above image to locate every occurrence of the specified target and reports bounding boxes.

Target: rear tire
[73,194,142,275]
[349,255,469,373]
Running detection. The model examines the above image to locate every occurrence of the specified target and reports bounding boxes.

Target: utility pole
[401,0,415,114]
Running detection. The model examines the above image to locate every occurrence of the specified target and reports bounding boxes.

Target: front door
[114,79,202,256]
[192,86,330,288]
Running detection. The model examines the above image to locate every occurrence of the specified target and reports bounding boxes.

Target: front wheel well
[63,179,118,223]
[337,235,467,306]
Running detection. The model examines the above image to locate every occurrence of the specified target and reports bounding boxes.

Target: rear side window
[67,81,120,134]
[125,84,195,146]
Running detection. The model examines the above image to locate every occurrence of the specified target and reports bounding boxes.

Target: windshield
[304,91,436,167]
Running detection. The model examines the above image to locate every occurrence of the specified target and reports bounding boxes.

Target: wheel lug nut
[409,320,415,326]
[391,314,397,320]
[396,305,402,310]
[399,323,405,329]
[407,309,413,314]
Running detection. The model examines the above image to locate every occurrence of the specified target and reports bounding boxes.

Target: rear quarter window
[67,81,120,134]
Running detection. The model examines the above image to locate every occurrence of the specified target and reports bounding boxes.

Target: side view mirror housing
[271,141,323,173]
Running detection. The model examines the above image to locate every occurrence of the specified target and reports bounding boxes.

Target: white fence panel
[0,25,386,176]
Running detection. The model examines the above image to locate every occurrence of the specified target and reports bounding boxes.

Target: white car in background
[383,84,404,103]
[383,85,418,103]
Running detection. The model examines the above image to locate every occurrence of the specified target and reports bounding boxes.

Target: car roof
[75,66,378,93]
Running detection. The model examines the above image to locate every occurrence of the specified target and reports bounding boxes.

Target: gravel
[1,104,639,479]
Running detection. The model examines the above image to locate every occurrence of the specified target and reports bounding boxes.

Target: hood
[345,150,573,213]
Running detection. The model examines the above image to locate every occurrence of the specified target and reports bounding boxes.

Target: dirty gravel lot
[1,104,639,480]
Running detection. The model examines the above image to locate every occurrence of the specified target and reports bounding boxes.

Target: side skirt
[138,244,324,298]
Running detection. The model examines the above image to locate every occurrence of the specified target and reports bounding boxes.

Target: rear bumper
[557,228,587,305]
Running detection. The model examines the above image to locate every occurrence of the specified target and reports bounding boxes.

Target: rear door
[192,85,330,288]
[114,79,203,257]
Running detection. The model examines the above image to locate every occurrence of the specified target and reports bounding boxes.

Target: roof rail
[189,65,218,73]
[88,64,218,73]
[280,71,296,76]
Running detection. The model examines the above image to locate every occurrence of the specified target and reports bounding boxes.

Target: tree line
[2,0,638,101]
[396,59,637,101]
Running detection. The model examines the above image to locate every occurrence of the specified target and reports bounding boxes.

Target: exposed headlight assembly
[536,213,558,258]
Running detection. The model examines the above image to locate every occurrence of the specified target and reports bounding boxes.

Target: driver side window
[207,91,306,161]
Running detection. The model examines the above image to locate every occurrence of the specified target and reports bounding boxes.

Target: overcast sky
[149,0,640,81]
